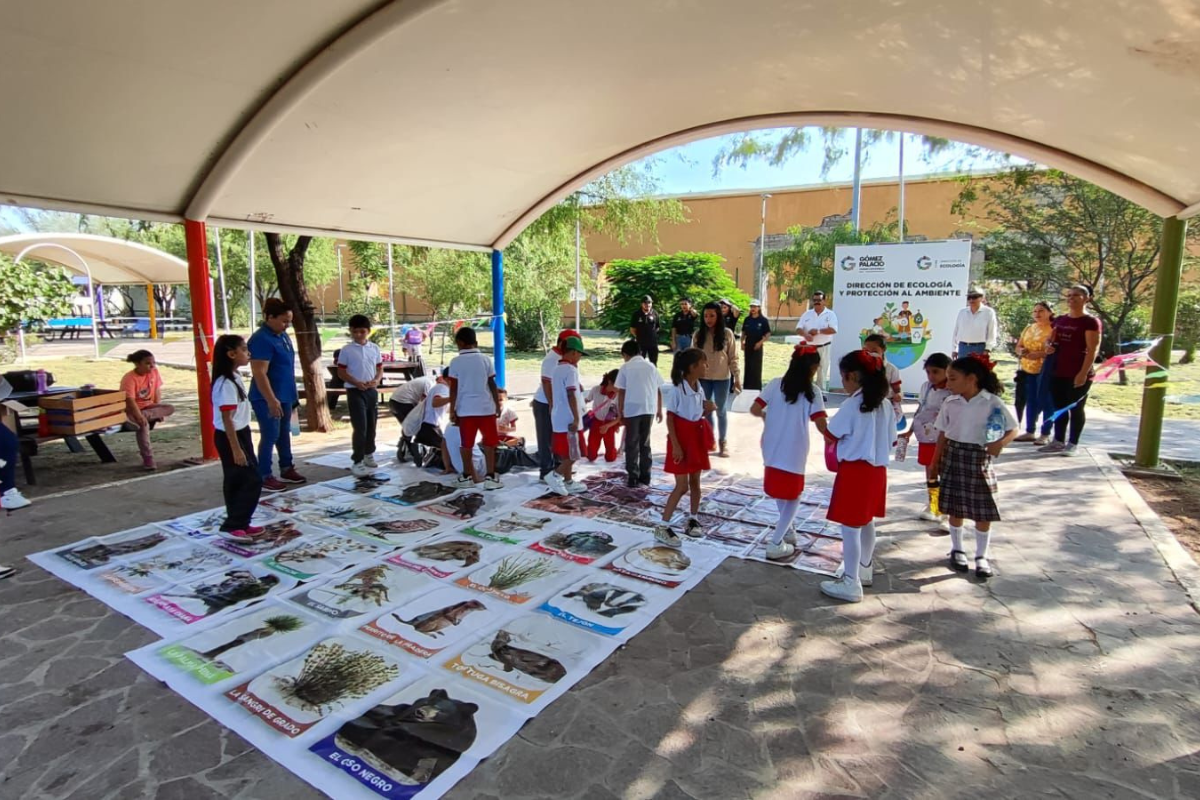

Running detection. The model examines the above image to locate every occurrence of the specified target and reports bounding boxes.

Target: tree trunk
[199,627,272,660]
[1182,344,1195,365]
[264,233,335,433]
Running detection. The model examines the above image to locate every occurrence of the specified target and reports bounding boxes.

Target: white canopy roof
[0,233,189,285]
[1,0,1198,252]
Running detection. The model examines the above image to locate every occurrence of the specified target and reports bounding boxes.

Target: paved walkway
[2,404,1200,799]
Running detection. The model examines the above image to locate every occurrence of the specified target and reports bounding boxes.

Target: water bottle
[985,407,1006,443]
[35,369,47,394]
[894,437,908,462]
[290,408,301,437]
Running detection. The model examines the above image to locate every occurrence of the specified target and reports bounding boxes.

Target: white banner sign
[831,239,972,391]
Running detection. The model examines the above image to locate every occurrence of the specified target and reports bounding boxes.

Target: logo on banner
[840,256,856,271]
[938,258,967,270]
[917,256,932,270]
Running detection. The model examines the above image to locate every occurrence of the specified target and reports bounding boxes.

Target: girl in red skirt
[898,352,952,527]
[751,345,829,560]
[654,348,717,548]
[821,350,895,603]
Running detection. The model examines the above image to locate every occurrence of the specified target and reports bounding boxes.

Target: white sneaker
[682,517,704,538]
[1063,444,1080,457]
[1,488,31,511]
[545,472,569,496]
[939,516,951,532]
[833,561,873,586]
[351,462,371,478]
[783,526,797,545]
[919,507,941,522]
[653,524,682,549]
[363,454,378,469]
[563,479,588,495]
[820,575,864,603]
[454,475,476,489]
[483,475,502,491]
[765,541,795,561]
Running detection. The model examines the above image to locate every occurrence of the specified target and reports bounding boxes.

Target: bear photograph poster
[830,239,971,391]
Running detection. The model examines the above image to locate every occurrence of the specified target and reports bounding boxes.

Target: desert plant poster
[454,552,580,606]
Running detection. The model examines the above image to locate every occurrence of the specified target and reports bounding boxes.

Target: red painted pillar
[184,219,219,460]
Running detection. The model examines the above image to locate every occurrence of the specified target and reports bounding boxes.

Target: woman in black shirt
[740,300,771,390]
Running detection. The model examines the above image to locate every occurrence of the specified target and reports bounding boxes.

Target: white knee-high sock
[949,525,964,552]
[772,499,801,545]
[859,520,877,568]
[841,525,861,581]
[974,527,992,559]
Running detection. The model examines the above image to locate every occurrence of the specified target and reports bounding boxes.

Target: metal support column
[1134,216,1188,468]
[491,249,506,389]
[850,128,864,232]
[146,283,157,339]
[184,219,219,460]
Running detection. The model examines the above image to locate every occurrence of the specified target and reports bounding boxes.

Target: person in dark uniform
[670,298,698,352]
[740,299,772,390]
[630,295,661,365]
[720,299,741,339]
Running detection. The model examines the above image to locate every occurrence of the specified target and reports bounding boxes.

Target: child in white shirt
[445,326,502,490]
[654,348,716,548]
[584,369,621,463]
[751,345,829,560]
[496,389,523,448]
[615,339,663,487]
[546,336,588,496]
[336,314,384,476]
[933,354,1018,579]
[899,353,953,524]
[821,349,896,603]
[210,335,263,541]
[864,333,903,418]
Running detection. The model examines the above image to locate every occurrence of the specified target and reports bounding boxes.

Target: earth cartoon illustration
[859,301,932,370]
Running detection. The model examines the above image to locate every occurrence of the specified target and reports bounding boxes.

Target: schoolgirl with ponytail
[932,352,1018,580]
[211,335,264,542]
[653,348,717,549]
[819,349,896,603]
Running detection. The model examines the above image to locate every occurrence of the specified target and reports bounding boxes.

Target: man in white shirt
[615,339,664,487]
[952,288,998,358]
[796,291,839,390]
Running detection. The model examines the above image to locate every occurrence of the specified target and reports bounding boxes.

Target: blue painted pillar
[491,249,506,388]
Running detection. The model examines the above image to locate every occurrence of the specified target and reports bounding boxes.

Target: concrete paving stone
[59,746,140,800]
[674,760,771,798]
[150,723,225,782]
[491,742,614,797]
[0,732,29,777]
[559,702,629,750]
[43,654,113,688]
[594,738,678,799]
[511,690,579,747]
[155,776,225,800]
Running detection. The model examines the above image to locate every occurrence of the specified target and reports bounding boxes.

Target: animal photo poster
[359,585,512,659]
[309,675,526,800]
[388,533,515,580]
[143,564,299,634]
[538,573,670,640]
[52,524,177,570]
[288,562,437,622]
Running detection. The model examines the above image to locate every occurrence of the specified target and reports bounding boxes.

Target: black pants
[389,399,416,459]
[214,426,263,531]
[1050,377,1091,445]
[1014,370,1034,428]
[624,414,654,484]
[532,399,558,477]
[640,346,659,365]
[743,346,764,391]
[347,388,379,462]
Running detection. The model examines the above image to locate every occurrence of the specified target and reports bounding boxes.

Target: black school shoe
[975,557,994,579]
[626,475,639,488]
[949,550,969,572]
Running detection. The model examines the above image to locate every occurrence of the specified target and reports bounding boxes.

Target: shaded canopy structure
[1,0,1194,462]
[0,233,188,285]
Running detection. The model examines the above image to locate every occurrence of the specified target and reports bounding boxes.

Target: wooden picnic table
[42,317,118,340]
[6,386,119,485]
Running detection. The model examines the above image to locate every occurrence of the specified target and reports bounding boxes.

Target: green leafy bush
[0,253,77,335]
[600,253,750,335]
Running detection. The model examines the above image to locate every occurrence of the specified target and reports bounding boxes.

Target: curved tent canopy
[1,0,1198,253]
[0,233,188,285]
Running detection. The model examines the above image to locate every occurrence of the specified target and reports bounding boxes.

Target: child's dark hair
[126,349,153,365]
[620,339,640,357]
[455,326,477,346]
[950,355,1004,395]
[923,352,952,370]
[694,302,727,352]
[348,314,371,330]
[212,334,247,401]
[838,350,890,412]
[781,349,821,404]
[671,348,707,386]
[600,369,619,388]
[864,333,888,350]
[497,388,508,398]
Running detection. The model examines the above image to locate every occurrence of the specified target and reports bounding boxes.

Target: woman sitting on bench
[121,350,175,470]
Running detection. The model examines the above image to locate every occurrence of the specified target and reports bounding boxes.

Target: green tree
[0,251,77,334]
[1175,285,1200,365]
[714,127,959,178]
[502,215,588,351]
[600,253,750,333]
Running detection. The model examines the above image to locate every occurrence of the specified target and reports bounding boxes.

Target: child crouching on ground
[933,353,1018,579]
[654,348,717,549]
[496,389,524,448]
[585,369,621,462]
[899,352,952,526]
[211,335,264,542]
[752,345,828,560]
[821,350,895,603]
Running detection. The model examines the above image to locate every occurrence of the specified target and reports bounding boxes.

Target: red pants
[587,423,620,462]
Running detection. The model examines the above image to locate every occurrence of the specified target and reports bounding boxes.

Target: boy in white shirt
[496,389,524,448]
[336,315,384,477]
[615,339,663,487]
[546,336,588,496]
[445,326,502,489]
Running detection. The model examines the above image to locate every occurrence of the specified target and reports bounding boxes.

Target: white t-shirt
[827,390,895,467]
[663,379,705,422]
[498,406,518,430]
[796,307,839,346]
[884,359,902,399]
[755,378,827,475]
[423,383,450,427]
[550,362,581,433]
[533,348,560,404]
[912,381,951,443]
[934,390,1017,446]
[390,375,434,406]
[952,305,999,347]
[212,375,252,432]
[336,341,383,388]
[446,349,497,417]
[585,386,619,422]
[615,355,664,418]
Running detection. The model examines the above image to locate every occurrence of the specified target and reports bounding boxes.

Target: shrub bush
[600,253,751,336]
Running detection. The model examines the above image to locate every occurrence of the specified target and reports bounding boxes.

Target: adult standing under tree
[1013,302,1054,444]
[249,297,307,492]
[630,296,661,364]
[670,298,698,352]
[695,302,740,457]
[952,287,998,358]
[796,290,839,390]
[1039,285,1101,456]
[741,300,772,390]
